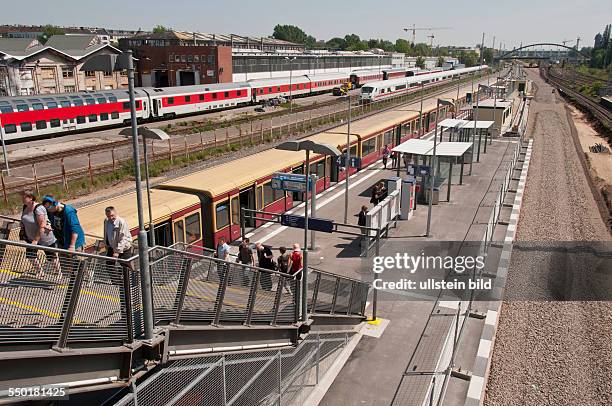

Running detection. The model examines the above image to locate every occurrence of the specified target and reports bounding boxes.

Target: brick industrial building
[120,31,397,87]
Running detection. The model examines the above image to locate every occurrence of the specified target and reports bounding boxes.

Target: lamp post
[474,84,491,166]
[81,51,154,340]
[120,126,170,247]
[426,98,454,237]
[285,56,296,122]
[419,82,425,136]
[276,140,341,321]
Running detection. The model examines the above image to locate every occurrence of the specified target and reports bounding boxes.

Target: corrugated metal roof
[45,34,97,50]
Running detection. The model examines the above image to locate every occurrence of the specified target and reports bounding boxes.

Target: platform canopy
[391,139,472,157]
[437,119,494,130]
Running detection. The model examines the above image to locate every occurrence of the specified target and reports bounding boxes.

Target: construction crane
[562,39,571,46]
[403,25,451,46]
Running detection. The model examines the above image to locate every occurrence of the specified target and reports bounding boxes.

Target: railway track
[0,73,488,172]
[544,67,612,127]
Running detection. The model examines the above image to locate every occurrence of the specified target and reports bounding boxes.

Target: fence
[167,243,370,320]
[113,331,355,406]
[149,245,300,327]
[0,238,142,348]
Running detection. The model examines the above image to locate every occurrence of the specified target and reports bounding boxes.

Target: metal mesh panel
[333,279,352,314]
[0,239,136,345]
[311,273,337,314]
[152,247,298,326]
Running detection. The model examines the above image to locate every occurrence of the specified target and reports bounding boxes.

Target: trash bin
[424,186,440,205]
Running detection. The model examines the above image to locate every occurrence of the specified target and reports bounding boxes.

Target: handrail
[0,237,134,264]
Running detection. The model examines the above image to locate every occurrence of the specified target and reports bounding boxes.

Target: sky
[1,0,610,49]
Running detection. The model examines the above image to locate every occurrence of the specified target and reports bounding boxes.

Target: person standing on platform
[255,242,274,291]
[382,145,391,169]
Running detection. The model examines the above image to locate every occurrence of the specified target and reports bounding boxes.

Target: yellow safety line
[0,296,84,324]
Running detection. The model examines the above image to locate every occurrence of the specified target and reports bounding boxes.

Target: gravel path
[484,70,612,406]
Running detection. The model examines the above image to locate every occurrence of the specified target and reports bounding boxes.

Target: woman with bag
[19,191,61,277]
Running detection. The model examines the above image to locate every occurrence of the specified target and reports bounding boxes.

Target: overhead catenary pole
[343,94,351,223]
[142,136,155,247]
[0,115,10,176]
[426,99,441,237]
[127,50,154,340]
[302,149,310,321]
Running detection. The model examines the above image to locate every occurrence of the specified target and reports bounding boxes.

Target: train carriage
[0,89,148,141]
[349,70,384,87]
[148,82,252,119]
[249,76,311,103]
[306,72,351,93]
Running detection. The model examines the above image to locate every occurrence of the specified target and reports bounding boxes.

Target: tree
[482,48,493,64]
[437,56,445,67]
[273,24,315,46]
[415,56,425,69]
[459,51,478,67]
[38,25,64,44]
[326,37,347,50]
[152,25,169,34]
[394,39,411,54]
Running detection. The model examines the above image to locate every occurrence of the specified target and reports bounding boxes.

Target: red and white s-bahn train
[0,66,453,142]
[360,65,487,103]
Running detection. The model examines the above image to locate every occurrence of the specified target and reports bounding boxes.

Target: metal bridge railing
[149,245,300,326]
[0,238,141,348]
[113,331,355,406]
[168,243,370,320]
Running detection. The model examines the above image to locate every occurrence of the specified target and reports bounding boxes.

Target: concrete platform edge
[464,139,533,406]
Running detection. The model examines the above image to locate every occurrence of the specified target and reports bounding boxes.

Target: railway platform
[234,122,523,405]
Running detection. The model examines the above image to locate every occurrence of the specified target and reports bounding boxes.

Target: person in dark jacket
[41,195,85,252]
[358,205,368,242]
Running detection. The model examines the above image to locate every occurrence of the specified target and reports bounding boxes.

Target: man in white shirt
[103,206,133,261]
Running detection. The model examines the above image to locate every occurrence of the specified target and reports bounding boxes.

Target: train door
[240,187,256,227]
[395,124,402,145]
[291,165,304,202]
[145,220,171,247]
[153,98,160,117]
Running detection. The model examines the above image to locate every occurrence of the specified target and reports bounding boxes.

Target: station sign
[271,173,312,192]
[281,214,334,233]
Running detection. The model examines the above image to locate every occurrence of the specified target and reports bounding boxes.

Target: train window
[76,116,86,124]
[32,103,44,111]
[224,91,229,98]
[123,101,131,109]
[20,122,32,132]
[88,114,98,122]
[236,90,241,96]
[215,201,229,230]
[199,94,204,101]
[185,95,190,102]
[263,183,275,207]
[362,138,377,156]
[60,101,71,108]
[384,130,394,146]
[136,101,142,108]
[42,97,54,102]
[111,112,119,119]
[50,119,60,128]
[4,124,16,134]
[268,87,272,93]
[15,99,25,103]
[35,120,47,130]
[17,104,29,112]
[108,96,117,103]
[100,113,109,121]
[73,99,84,106]
[230,197,240,225]
[0,106,12,113]
[47,101,58,109]
[256,186,262,210]
[185,213,201,243]
[173,220,185,243]
[97,97,106,104]
[85,98,95,105]
[212,93,217,99]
